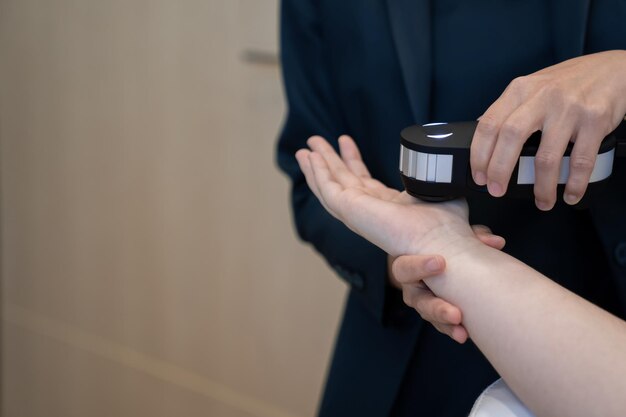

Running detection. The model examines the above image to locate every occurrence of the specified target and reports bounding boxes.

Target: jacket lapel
[386,0,432,124]
[550,0,592,60]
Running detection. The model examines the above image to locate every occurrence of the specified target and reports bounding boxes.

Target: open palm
[295,135,476,257]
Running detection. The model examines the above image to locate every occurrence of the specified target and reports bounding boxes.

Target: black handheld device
[399,121,625,202]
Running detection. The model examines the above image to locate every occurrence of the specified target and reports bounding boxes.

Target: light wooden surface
[0,1,346,416]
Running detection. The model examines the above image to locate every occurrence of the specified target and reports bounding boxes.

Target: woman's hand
[470,50,626,210]
[296,135,474,257]
[296,135,505,342]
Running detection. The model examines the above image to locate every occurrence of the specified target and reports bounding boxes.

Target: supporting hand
[388,225,505,344]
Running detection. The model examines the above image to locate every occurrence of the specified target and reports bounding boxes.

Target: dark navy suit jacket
[276,1,626,416]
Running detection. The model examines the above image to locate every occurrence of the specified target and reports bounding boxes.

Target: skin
[295,136,626,417]
[304,134,506,342]
[416,51,626,337]
[470,50,626,210]
[387,225,505,343]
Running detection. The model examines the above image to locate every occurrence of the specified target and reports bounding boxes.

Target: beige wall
[0,1,346,416]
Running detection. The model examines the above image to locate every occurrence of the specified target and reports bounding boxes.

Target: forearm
[294,132,626,415]
[424,240,626,417]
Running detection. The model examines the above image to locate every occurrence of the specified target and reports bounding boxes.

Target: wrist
[409,218,479,258]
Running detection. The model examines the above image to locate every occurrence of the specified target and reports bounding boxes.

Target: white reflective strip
[426,154,437,182]
[517,149,614,185]
[402,147,411,175]
[408,149,418,178]
[399,146,404,171]
[588,149,614,182]
[517,157,535,184]
[435,154,453,183]
[557,157,570,183]
[416,152,428,180]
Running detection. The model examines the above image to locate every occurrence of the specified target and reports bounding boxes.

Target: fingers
[391,254,446,285]
[307,136,362,189]
[433,322,469,344]
[308,151,345,216]
[295,148,341,217]
[338,135,371,178]
[532,123,574,210]
[392,254,467,343]
[403,284,462,324]
[402,284,468,344]
[295,149,321,201]
[338,135,401,199]
[484,97,545,197]
[470,77,528,185]
[471,225,506,250]
[563,124,604,205]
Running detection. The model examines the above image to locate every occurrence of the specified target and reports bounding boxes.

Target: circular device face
[400,121,477,152]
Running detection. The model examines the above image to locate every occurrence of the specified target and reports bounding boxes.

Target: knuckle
[583,104,611,130]
[539,81,561,99]
[477,115,500,136]
[508,76,529,93]
[500,121,525,142]
[435,304,448,321]
[535,151,561,171]
[584,102,606,120]
[570,154,595,172]
[562,92,584,111]
[554,91,582,113]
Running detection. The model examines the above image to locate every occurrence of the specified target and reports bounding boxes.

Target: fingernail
[487,181,504,197]
[564,193,579,205]
[535,199,552,211]
[474,171,487,185]
[453,326,467,344]
[425,257,443,272]
[490,235,506,247]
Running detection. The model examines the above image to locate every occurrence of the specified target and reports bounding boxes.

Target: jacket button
[615,242,626,267]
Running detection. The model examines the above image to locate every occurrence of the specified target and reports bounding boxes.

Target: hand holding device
[469,50,626,210]
[399,120,622,202]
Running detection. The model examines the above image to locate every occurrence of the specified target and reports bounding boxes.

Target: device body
[399,121,620,202]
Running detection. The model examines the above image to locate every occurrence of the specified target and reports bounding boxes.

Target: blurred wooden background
[0,0,346,416]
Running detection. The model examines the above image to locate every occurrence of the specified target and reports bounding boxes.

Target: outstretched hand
[296,135,474,257]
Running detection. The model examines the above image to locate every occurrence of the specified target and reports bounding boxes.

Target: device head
[399,121,618,202]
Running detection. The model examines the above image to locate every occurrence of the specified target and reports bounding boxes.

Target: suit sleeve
[276,0,403,324]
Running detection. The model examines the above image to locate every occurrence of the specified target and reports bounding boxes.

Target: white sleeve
[469,379,536,417]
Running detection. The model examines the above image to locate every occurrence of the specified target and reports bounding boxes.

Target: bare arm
[296,135,626,417]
